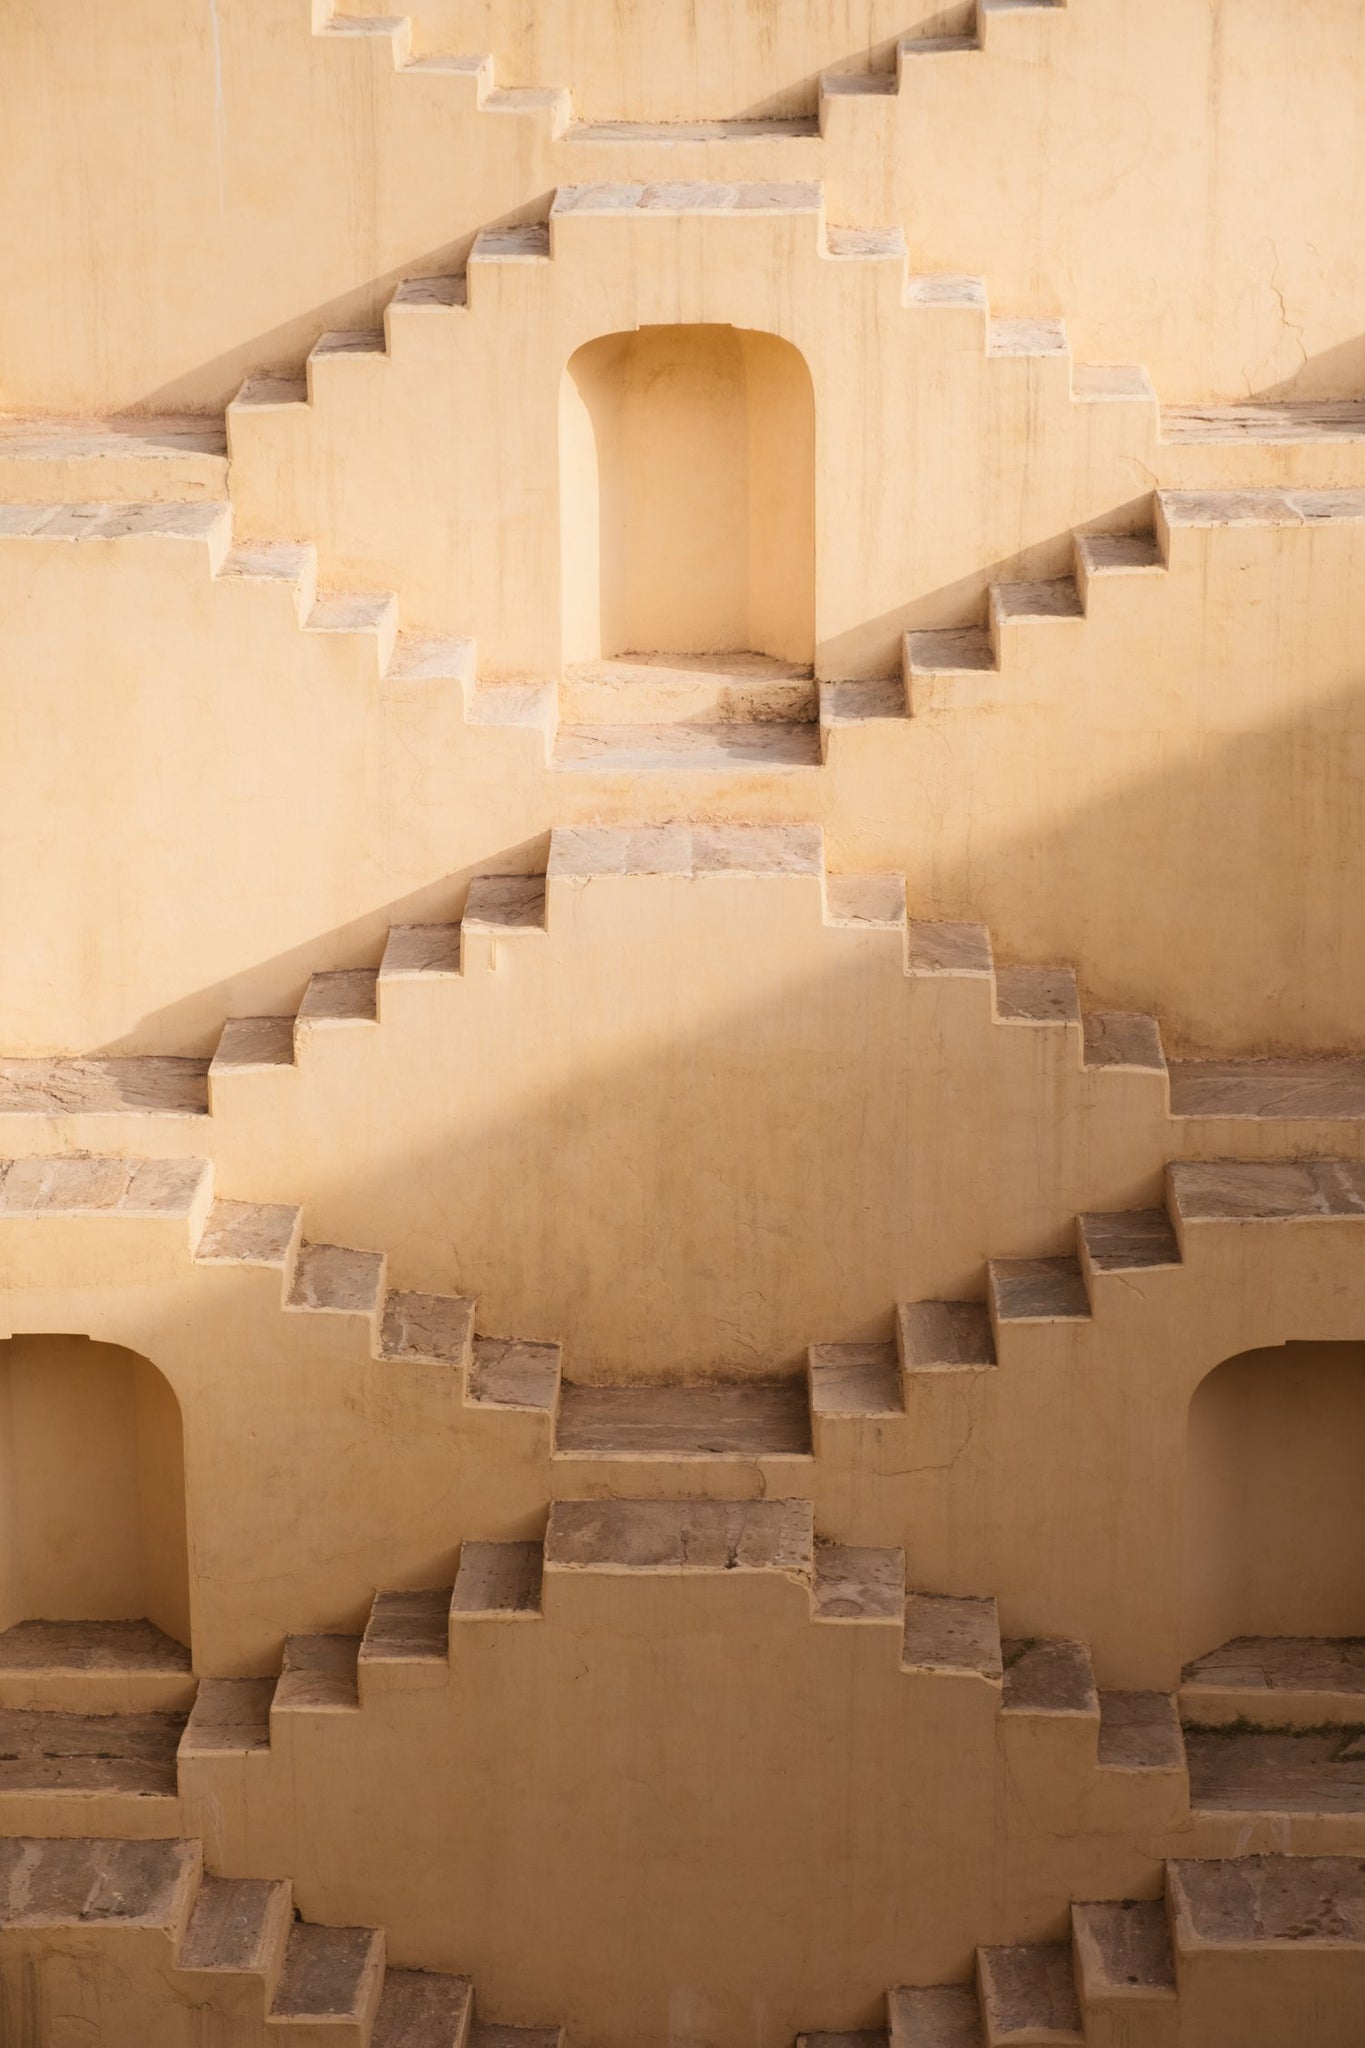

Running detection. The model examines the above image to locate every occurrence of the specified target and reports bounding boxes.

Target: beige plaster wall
[1181,1340,1365,1661]
[0,1336,189,1642]
[2,1,1363,410]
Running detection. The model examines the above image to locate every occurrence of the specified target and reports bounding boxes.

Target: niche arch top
[560,323,816,671]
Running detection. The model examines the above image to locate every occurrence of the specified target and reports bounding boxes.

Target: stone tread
[1071,1898,1175,1998]
[286,1240,385,1316]
[1169,1158,1365,1222]
[549,823,823,879]
[381,924,462,977]
[898,1300,996,1370]
[0,1708,186,1795]
[0,501,229,542]
[451,1542,544,1617]
[902,1595,1002,1682]
[1082,1011,1165,1071]
[570,118,817,141]
[373,1969,475,2048]
[546,1498,815,1576]
[1079,1209,1180,1272]
[379,1289,475,1367]
[1077,532,1164,573]
[1162,401,1365,443]
[0,1056,208,1115]
[902,274,988,312]
[179,1678,274,1754]
[195,1198,299,1267]
[0,1836,201,1927]
[1160,488,1365,526]
[360,1589,452,1666]
[269,1921,384,2020]
[178,1872,292,1974]
[888,1983,984,2048]
[906,921,993,976]
[1169,1855,1365,1946]
[1001,1639,1097,1716]
[552,180,821,214]
[296,968,379,1024]
[1097,1691,1184,1771]
[1184,1726,1365,1814]
[553,721,822,770]
[812,1544,904,1622]
[976,1942,1082,2043]
[823,873,906,927]
[0,1619,190,1677]
[469,2028,564,2048]
[390,274,469,309]
[1169,1058,1365,1119]
[808,1342,904,1415]
[993,963,1080,1024]
[991,578,1083,622]
[210,1016,296,1069]
[273,1634,360,1713]
[1182,1635,1365,1706]
[0,1156,208,1215]
[989,1258,1090,1322]
[462,876,548,929]
[905,628,995,674]
[0,415,228,459]
[555,1380,811,1457]
[468,1337,561,1411]
[986,318,1068,356]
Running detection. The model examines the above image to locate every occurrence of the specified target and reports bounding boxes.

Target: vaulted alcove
[1182,1339,1365,1662]
[559,323,816,668]
[0,1334,189,1645]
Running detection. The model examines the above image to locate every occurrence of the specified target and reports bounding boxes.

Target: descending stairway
[877,1853,1365,2046]
[0,1831,559,2046]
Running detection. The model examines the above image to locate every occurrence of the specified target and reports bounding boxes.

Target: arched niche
[1182,1339,1365,1661]
[0,1334,190,1645]
[559,323,816,667]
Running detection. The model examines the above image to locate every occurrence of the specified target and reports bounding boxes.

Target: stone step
[1183,1723,1365,1816]
[1181,1636,1365,1727]
[0,1154,210,1219]
[467,1337,562,1413]
[360,1590,453,1675]
[380,924,462,982]
[545,1497,815,1577]
[555,1380,812,1458]
[178,1870,293,1980]
[1096,1691,1184,1773]
[1081,1010,1166,1072]
[451,1542,545,1619]
[1168,1855,1365,1953]
[1162,402,1365,444]
[988,1258,1091,1326]
[552,720,823,771]
[812,1545,905,1624]
[1168,1157,1365,1225]
[897,1300,997,1372]
[550,180,823,221]
[373,1969,475,2048]
[268,1920,386,2034]
[272,1634,361,1715]
[1078,1208,1180,1275]
[901,1595,1003,1686]
[888,1983,984,2047]
[1070,1897,1175,2008]
[548,822,824,881]
[976,1942,1083,2046]
[0,1834,202,1930]
[560,654,818,725]
[0,1706,186,1803]
[285,1241,386,1321]
[0,1055,209,1117]
[570,116,818,141]
[0,1619,194,1714]
[178,1678,274,1758]
[993,964,1080,1027]
[1169,1057,1365,1120]
[1000,1639,1098,1719]
[295,968,380,1034]
[379,1289,476,1369]
[0,415,228,502]
[808,1341,905,1417]
[195,1199,302,1270]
